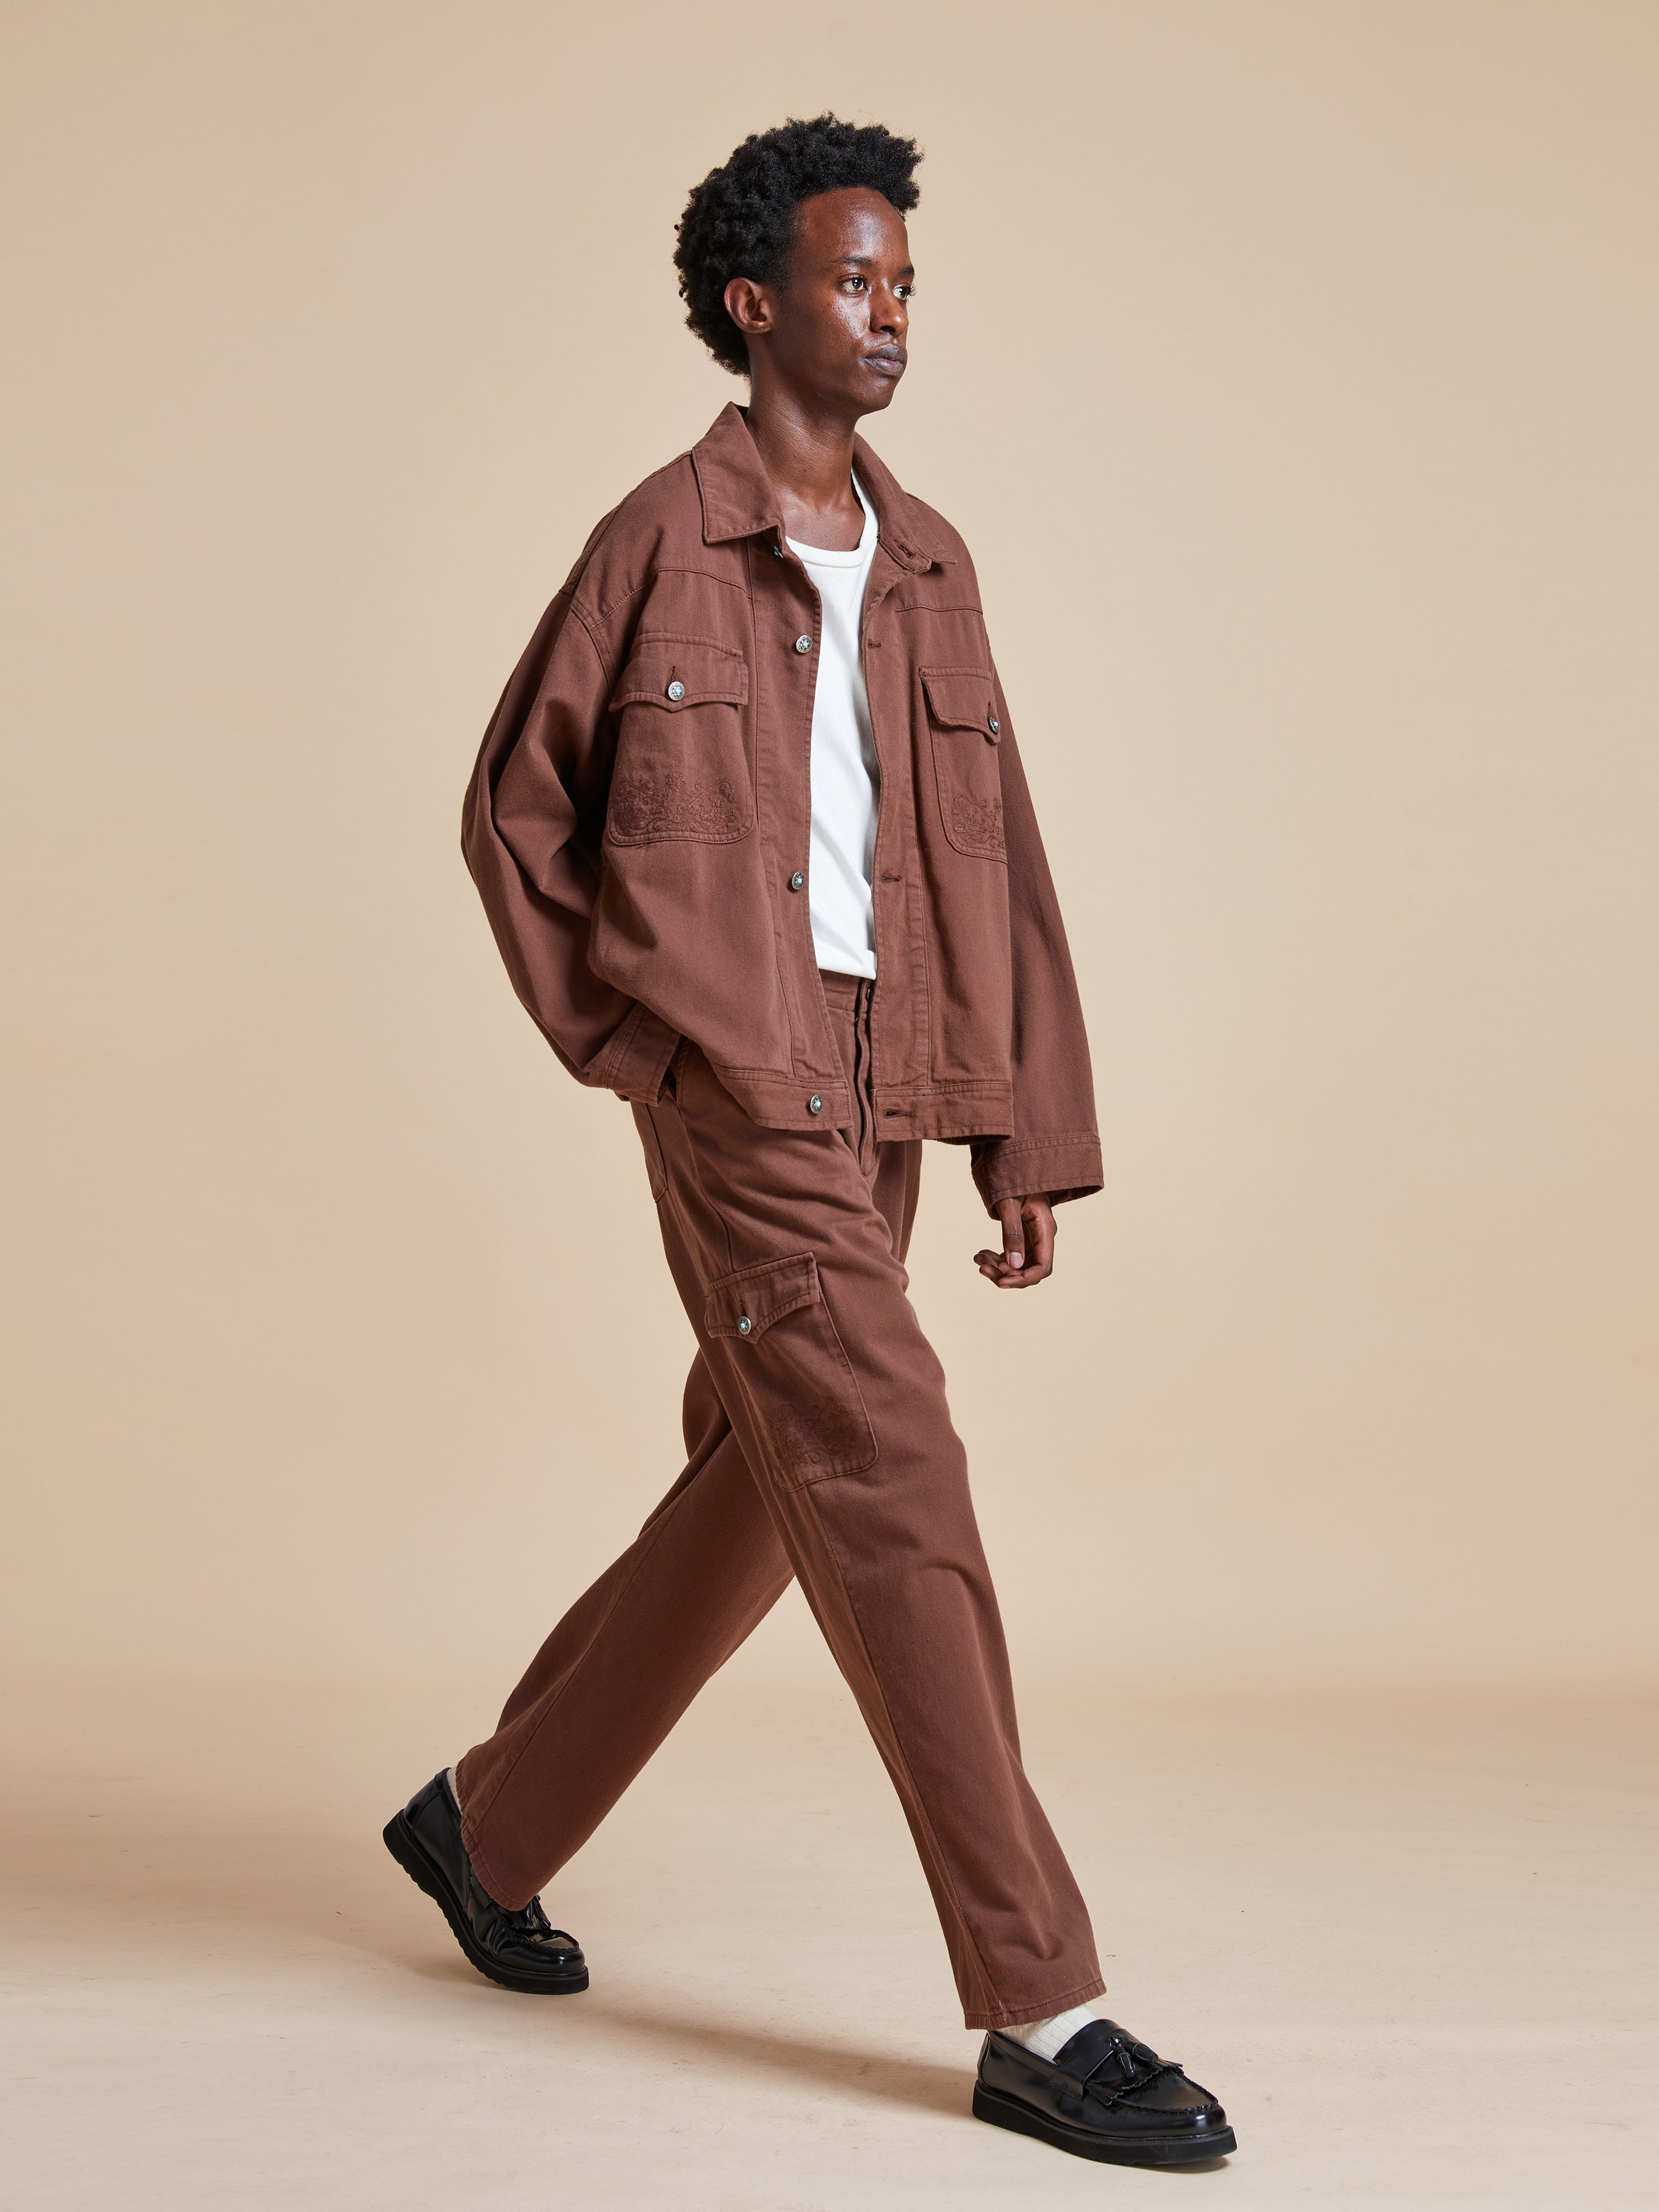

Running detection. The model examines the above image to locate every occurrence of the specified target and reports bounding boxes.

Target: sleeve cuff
[970,1135,1104,1218]
[601,1001,684,1104]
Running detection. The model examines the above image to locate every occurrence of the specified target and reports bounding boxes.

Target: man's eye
[896,284,915,300]
[841,276,866,292]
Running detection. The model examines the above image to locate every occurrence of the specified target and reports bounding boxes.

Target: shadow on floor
[590,1999,971,2119]
[406,1950,969,2118]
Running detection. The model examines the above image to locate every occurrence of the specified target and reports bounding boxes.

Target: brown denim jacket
[463,403,1103,1214]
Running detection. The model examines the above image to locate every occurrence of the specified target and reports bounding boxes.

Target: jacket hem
[687,1063,1021,1143]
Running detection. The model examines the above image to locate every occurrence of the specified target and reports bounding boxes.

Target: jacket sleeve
[968,672,1105,1216]
[460,584,681,1100]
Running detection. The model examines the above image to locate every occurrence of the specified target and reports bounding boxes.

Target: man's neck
[743,390,865,552]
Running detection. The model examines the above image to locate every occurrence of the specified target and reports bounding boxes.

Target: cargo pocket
[921,665,1006,861]
[704,1252,878,1488]
[607,634,753,844]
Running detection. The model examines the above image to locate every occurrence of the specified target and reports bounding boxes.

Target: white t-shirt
[787,476,881,979]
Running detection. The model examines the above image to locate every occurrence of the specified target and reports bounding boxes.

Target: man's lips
[865,349,906,376]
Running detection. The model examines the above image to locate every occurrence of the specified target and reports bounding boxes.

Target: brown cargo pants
[456,968,1104,2028]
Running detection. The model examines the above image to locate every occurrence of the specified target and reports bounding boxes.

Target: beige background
[6,0,1654,1696]
[4,5,1656,2206]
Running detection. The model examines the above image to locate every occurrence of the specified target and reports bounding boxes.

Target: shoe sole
[972,2081,1236,2166]
[382,1810,590,1995]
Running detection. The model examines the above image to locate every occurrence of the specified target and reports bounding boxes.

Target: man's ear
[724,275,774,344]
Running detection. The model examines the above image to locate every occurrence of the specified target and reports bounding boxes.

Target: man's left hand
[974,1195,1056,1289]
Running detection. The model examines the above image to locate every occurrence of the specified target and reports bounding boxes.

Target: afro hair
[673,114,922,376]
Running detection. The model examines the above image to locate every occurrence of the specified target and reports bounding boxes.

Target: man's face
[730,187,912,415]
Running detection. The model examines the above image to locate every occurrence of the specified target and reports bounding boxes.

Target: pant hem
[964,1974,1108,2032]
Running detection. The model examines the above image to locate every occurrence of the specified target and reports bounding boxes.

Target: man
[384,116,1236,2171]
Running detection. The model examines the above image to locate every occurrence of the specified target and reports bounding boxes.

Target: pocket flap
[704,1252,820,1342]
[611,635,751,714]
[921,666,1000,739]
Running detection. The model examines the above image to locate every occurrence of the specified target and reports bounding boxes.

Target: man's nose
[872,286,906,339]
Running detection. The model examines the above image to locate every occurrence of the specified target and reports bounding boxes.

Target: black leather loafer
[974,2018,1236,2166]
[382,1770,589,1994]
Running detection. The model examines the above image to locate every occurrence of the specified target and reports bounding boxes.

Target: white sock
[1000,2003,1099,2063]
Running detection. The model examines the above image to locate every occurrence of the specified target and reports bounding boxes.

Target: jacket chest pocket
[607,635,753,844]
[704,1252,878,1488]
[921,666,1006,861]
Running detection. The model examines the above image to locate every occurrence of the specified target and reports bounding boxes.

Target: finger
[995,1197,1025,1272]
[1025,1200,1056,1281]
[972,1201,1056,1289]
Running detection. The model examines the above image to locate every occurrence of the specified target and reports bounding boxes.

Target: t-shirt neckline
[785,475,876,569]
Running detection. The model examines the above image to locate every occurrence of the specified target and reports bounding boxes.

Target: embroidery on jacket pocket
[607,634,755,846]
[703,1252,878,1488]
[945,789,1005,852]
[920,665,1007,861]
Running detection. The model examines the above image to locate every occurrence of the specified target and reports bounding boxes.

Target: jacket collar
[691,401,947,573]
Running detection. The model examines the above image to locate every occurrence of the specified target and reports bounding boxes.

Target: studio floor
[4,1669,1652,2209]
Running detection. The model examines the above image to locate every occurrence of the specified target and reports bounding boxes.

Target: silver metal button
[666,680,685,702]
[794,635,812,654]
[988,715,1000,734]
[789,870,805,891]
[807,1094,823,1115]
[737,1315,752,1335]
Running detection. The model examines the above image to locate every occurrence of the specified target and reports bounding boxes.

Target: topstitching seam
[671,1062,738,1281]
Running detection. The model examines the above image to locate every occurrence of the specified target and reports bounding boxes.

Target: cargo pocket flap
[704,1252,820,1341]
[611,635,751,714]
[921,666,1000,738]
